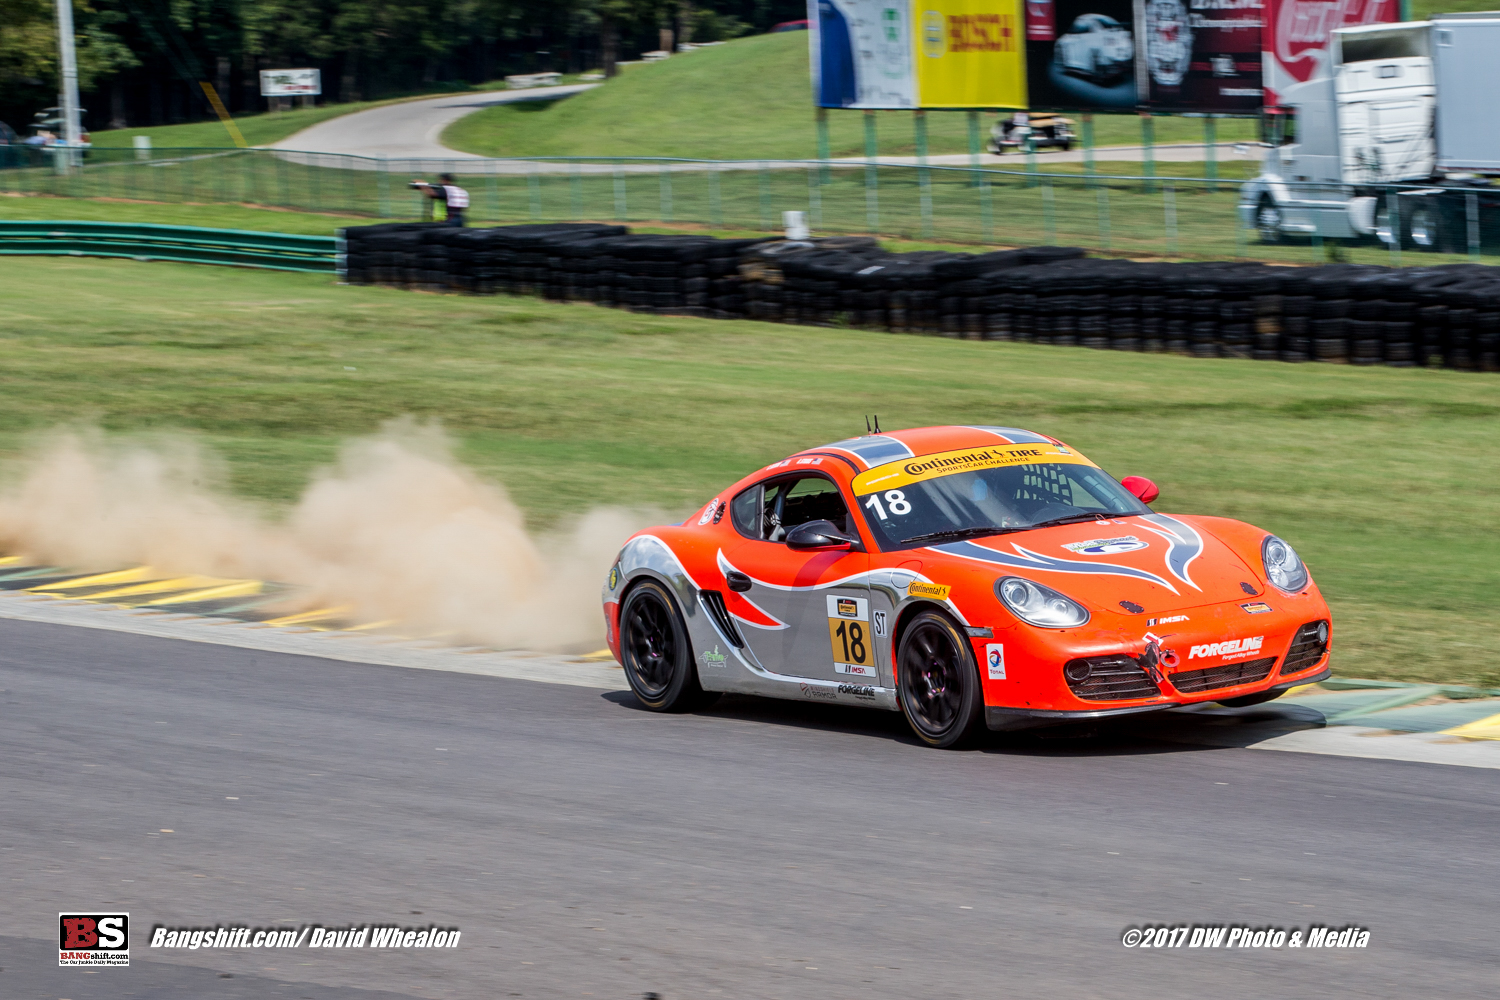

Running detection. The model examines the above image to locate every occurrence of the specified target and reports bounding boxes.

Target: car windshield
[855,462,1150,551]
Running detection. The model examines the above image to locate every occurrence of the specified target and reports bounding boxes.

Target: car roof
[797,425,1062,471]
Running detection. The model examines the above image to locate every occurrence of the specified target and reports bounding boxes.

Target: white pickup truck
[1239,12,1500,252]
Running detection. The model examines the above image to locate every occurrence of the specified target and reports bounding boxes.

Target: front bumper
[985,666,1332,731]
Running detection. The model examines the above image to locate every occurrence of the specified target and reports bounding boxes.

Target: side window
[732,476,851,542]
[730,486,761,538]
[775,477,850,540]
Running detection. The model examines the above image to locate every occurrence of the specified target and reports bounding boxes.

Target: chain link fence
[2,145,1495,268]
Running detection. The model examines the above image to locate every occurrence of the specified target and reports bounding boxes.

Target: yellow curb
[143,580,264,605]
[262,606,355,627]
[29,566,156,591]
[1441,712,1500,741]
[83,576,232,601]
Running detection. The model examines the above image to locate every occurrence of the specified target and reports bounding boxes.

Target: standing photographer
[411,173,470,227]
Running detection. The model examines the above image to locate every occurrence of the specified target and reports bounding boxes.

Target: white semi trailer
[1239,12,1500,252]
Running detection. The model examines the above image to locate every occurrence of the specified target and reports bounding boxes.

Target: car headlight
[996,576,1090,629]
[1261,535,1309,594]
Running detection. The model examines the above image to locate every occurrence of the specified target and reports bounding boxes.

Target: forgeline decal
[907,581,951,600]
[1063,536,1148,555]
[838,683,877,700]
[1147,614,1189,626]
[1241,602,1274,614]
[851,442,1093,493]
[701,646,728,669]
[1189,636,1264,660]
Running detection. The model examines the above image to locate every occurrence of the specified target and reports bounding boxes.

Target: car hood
[921,513,1262,615]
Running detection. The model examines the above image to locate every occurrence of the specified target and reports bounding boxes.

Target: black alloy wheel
[896,611,984,748]
[619,579,714,712]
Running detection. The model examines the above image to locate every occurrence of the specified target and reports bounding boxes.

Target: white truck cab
[1239,13,1500,251]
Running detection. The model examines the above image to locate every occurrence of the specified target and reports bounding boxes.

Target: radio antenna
[873,414,881,434]
[864,415,872,434]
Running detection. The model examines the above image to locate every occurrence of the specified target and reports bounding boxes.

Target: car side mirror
[1121,476,1160,504]
[785,519,858,551]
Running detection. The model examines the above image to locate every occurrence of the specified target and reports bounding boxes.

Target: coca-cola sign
[1264,0,1398,102]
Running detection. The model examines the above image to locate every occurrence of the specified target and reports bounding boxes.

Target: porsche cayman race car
[602,425,1332,748]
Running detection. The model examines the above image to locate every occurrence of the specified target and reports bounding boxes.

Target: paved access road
[268,85,596,160]
[3,617,1494,1000]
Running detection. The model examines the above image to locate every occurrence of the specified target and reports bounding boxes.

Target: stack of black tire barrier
[339,223,1499,370]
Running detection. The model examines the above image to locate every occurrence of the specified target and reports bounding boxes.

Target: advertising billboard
[913,0,1028,107]
[1262,0,1398,106]
[259,69,322,96]
[810,0,916,107]
[1024,0,1139,108]
[811,0,1026,108]
[1138,0,1263,111]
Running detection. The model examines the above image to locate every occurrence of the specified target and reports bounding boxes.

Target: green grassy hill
[441,32,1254,161]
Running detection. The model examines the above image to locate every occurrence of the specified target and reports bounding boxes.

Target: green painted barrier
[0,221,338,273]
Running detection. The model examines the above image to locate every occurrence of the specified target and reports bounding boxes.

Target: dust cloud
[0,421,658,652]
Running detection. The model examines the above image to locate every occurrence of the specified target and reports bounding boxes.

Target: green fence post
[1468,190,1481,262]
[710,164,723,229]
[816,106,831,185]
[967,109,981,187]
[1043,175,1056,245]
[1025,124,1038,188]
[864,110,879,234]
[760,160,772,231]
[1164,181,1178,255]
[612,160,624,221]
[1097,182,1111,253]
[488,161,501,222]
[373,156,387,218]
[806,162,820,229]
[658,163,671,223]
[529,165,542,220]
[1141,113,1155,194]
[915,110,933,238]
[1083,112,1096,189]
[1387,187,1401,266]
[277,152,289,207]
[1204,116,1218,193]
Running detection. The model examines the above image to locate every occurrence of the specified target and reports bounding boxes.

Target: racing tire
[619,579,717,713]
[896,610,985,749]
[1218,689,1284,708]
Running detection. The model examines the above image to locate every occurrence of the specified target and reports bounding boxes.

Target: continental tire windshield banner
[810,0,1025,108]
[1137,0,1263,111]
[913,0,1028,108]
[810,0,917,107]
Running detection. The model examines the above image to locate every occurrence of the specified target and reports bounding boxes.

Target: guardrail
[0,220,339,272]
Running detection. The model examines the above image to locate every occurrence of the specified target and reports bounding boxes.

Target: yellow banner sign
[852,442,1094,494]
[913,0,1027,109]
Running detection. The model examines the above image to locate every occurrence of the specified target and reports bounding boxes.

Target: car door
[721,473,873,683]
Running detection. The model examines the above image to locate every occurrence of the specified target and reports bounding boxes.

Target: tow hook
[1137,631,1180,691]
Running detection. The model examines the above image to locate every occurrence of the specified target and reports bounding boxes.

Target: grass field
[441,32,1258,162]
[0,254,1496,688]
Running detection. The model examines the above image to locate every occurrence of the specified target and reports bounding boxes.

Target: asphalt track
[3,617,1496,1000]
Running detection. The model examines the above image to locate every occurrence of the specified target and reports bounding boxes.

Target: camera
[407,180,427,190]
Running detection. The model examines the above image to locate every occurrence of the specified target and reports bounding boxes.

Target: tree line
[0,0,805,134]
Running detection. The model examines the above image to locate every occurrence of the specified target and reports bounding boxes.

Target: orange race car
[602,425,1331,748]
